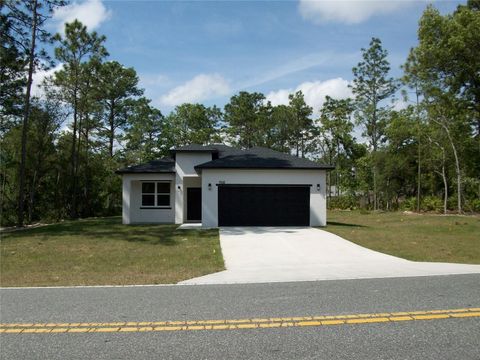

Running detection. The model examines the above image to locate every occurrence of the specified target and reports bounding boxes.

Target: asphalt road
[1,274,480,359]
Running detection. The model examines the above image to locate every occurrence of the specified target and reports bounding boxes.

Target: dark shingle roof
[171,144,219,152]
[115,158,175,174]
[195,147,334,170]
[209,144,244,157]
[170,144,247,159]
[116,145,334,174]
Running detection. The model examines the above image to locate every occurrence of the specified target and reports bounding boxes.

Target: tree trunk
[372,94,378,211]
[336,141,340,196]
[295,114,299,157]
[54,169,60,221]
[109,100,115,157]
[386,177,390,211]
[453,145,462,214]
[438,143,448,215]
[17,0,38,227]
[84,123,91,217]
[372,153,377,211]
[106,103,115,213]
[417,144,421,212]
[28,170,37,223]
[429,137,448,215]
[28,122,47,223]
[438,119,462,213]
[301,133,305,158]
[70,86,79,219]
[74,112,83,217]
[328,150,333,200]
[415,87,421,213]
[440,162,448,215]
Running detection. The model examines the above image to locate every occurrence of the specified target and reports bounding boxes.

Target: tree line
[1,0,479,227]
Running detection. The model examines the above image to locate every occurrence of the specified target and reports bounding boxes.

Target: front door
[187,187,202,221]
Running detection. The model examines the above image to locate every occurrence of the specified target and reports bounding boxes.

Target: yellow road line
[346,317,390,324]
[389,316,413,321]
[1,307,478,335]
[450,312,480,318]
[412,314,450,320]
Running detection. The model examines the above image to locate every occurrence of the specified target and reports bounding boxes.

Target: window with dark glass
[141,182,170,207]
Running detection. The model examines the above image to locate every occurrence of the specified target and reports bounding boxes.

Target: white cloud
[266,78,352,115]
[298,0,415,25]
[31,63,64,98]
[266,89,292,108]
[159,74,231,107]
[53,0,111,33]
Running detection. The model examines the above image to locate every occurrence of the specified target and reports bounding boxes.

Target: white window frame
[141,181,171,208]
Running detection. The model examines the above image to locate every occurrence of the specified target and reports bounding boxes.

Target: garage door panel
[218,185,310,226]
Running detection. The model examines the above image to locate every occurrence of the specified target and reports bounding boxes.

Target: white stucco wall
[200,169,327,228]
[175,152,212,177]
[122,173,175,224]
[174,152,212,224]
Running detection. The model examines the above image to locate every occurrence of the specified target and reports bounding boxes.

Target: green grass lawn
[326,210,480,264]
[0,217,224,287]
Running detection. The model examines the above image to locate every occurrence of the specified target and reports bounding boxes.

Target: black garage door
[218,185,310,226]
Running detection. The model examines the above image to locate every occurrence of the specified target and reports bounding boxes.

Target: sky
[41,0,464,116]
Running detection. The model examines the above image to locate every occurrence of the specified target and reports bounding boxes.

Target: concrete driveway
[180,227,480,284]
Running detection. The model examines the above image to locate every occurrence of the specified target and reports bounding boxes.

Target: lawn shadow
[2,217,218,247]
[327,221,367,228]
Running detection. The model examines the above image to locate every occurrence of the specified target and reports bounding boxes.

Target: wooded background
[1,0,479,227]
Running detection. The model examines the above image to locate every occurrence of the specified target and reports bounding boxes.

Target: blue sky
[44,0,463,115]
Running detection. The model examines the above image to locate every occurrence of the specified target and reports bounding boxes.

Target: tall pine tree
[350,37,398,210]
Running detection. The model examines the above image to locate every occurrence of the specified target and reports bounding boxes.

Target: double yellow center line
[1,307,479,334]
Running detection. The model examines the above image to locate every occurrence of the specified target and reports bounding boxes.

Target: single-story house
[116,144,334,228]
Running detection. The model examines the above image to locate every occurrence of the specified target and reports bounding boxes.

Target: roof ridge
[195,146,334,170]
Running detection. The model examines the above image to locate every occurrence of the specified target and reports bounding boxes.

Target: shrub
[446,196,480,213]
[400,197,417,211]
[447,196,458,211]
[328,196,359,210]
[421,196,443,213]
[464,198,480,213]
